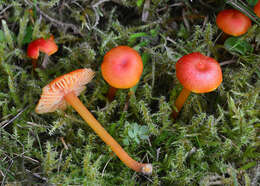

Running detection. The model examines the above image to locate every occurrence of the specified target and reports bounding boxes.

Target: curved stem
[172,87,191,119]
[64,92,152,174]
[107,86,117,102]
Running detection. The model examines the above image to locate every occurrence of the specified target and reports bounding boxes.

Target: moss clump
[0,0,259,185]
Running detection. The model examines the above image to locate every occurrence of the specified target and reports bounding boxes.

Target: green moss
[0,0,259,185]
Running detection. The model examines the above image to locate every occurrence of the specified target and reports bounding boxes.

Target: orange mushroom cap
[27,36,58,59]
[35,68,95,114]
[176,52,222,93]
[254,1,260,18]
[216,9,251,36]
[101,46,143,89]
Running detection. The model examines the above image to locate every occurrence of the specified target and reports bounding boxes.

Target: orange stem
[172,87,191,119]
[64,92,152,174]
[32,59,37,69]
[107,86,117,102]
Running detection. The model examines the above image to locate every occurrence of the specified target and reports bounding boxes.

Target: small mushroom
[254,1,260,18]
[216,9,251,36]
[172,52,222,118]
[101,46,143,101]
[27,35,58,69]
[35,68,152,174]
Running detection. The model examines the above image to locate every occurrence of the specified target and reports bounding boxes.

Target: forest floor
[0,0,259,185]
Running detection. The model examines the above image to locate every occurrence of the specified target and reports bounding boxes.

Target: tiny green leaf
[136,0,144,7]
[128,32,148,43]
[224,37,253,55]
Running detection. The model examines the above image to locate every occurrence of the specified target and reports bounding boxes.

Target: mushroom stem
[172,87,191,119]
[32,59,37,69]
[107,86,117,102]
[64,91,152,174]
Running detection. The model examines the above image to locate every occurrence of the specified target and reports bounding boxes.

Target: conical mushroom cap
[35,68,95,114]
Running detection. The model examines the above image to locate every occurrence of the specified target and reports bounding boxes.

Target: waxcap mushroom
[101,46,143,89]
[27,35,58,60]
[172,52,222,119]
[176,52,222,93]
[216,9,251,36]
[35,68,152,174]
[254,1,260,18]
[35,68,94,114]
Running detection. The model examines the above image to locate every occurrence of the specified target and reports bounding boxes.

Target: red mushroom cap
[27,36,58,59]
[176,52,222,93]
[101,46,143,89]
[216,9,251,36]
[254,1,260,18]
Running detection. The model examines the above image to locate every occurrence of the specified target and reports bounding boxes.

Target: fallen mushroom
[172,52,222,119]
[216,9,251,37]
[101,46,143,101]
[35,68,152,174]
[27,35,58,69]
[254,1,260,18]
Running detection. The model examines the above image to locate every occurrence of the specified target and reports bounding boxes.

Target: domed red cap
[101,46,143,89]
[176,52,222,93]
[216,9,251,36]
[254,1,260,18]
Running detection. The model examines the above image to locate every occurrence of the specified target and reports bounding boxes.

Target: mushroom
[35,68,152,174]
[216,9,251,36]
[254,1,260,18]
[27,35,58,69]
[101,46,143,101]
[172,52,222,118]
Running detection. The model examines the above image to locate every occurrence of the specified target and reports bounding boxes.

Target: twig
[142,0,150,22]
[1,160,13,186]
[60,137,68,150]
[182,9,190,31]
[0,107,28,129]
[208,181,224,185]
[220,60,237,66]
[25,169,47,182]
[57,149,64,173]
[0,5,12,15]
[101,157,112,177]
[26,121,46,128]
[23,0,82,35]
[0,170,4,177]
[12,152,39,164]
[157,2,184,12]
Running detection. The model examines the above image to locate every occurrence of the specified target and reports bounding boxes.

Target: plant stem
[64,92,152,174]
[172,87,191,119]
